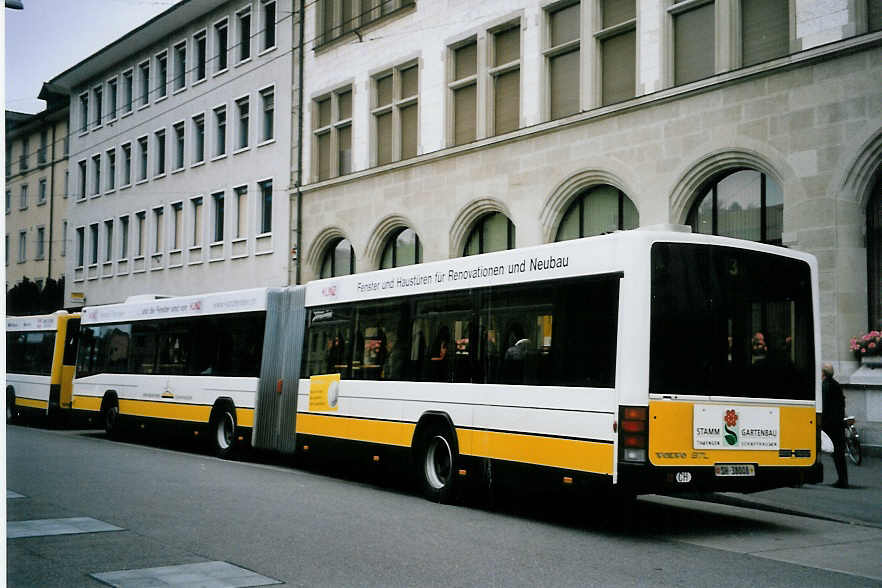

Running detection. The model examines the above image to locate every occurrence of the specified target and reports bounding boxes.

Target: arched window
[687,169,783,245]
[555,184,638,241]
[868,177,881,330]
[319,238,354,278]
[463,212,515,256]
[380,228,422,269]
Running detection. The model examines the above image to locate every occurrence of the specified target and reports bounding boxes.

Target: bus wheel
[6,389,16,424]
[103,398,120,439]
[211,403,237,459]
[418,428,457,503]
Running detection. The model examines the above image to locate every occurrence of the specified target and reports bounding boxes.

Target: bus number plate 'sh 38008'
[714,464,755,477]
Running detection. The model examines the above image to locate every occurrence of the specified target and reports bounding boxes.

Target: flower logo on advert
[724,409,738,446]
[322,285,337,298]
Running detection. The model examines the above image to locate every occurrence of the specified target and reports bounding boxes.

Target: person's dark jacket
[822,376,845,433]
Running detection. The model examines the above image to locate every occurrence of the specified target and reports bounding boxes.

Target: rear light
[619,405,649,463]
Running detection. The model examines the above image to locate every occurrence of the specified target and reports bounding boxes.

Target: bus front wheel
[210,403,237,459]
[418,427,458,504]
[6,389,16,424]
[103,398,120,439]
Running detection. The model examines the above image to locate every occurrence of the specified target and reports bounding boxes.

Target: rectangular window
[93,85,103,127]
[373,63,418,164]
[212,192,225,242]
[155,130,166,176]
[491,24,520,135]
[174,41,187,90]
[120,215,129,259]
[78,160,87,197]
[92,154,101,195]
[90,223,99,265]
[38,129,48,164]
[79,93,89,132]
[546,2,581,120]
[214,106,227,156]
[19,184,28,209]
[19,231,27,263]
[38,178,47,204]
[107,149,116,190]
[121,143,132,186]
[5,190,10,214]
[450,40,477,146]
[36,226,45,259]
[598,0,636,106]
[156,52,168,99]
[136,211,146,256]
[107,78,118,120]
[20,137,29,171]
[138,137,148,181]
[194,30,207,82]
[172,202,183,250]
[139,61,150,106]
[237,97,249,149]
[260,87,274,141]
[235,186,247,238]
[153,207,164,254]
[61,220,68,257]
[672,1,715,85]
[262,1,276,50]
[259,179,272,234]
[193,114,205,163]
[174,122,185,170]
[315,88,352,179]
[215,19,229,72]
[122,70,134,114]
[192,197,204,246]
[76,227,85,266]
[741,0,789,67]
[238,8,251,62]
[64,169,69,198]
[104,220,113,262]
[315,96,331,180]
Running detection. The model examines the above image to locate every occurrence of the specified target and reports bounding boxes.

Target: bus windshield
[650,243,814,401]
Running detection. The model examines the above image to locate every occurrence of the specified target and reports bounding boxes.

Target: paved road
[6,425,882,586]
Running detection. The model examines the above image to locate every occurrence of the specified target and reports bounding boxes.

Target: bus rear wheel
[418,428,458,503]
[211,403,237,459]
[103,400,120,439]
[7,389,16,424]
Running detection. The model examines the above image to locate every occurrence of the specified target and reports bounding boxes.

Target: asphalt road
[6,425,882,587]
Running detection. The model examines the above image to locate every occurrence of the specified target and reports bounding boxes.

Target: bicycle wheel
[845,429,862,466]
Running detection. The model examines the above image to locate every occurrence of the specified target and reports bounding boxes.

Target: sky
[5,0,185,114]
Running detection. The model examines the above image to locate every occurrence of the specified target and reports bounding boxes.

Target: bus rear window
[650,243,814,401]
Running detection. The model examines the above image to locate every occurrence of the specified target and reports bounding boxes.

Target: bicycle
[844,416,862,466]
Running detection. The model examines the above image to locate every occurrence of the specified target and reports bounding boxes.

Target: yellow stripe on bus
[16,398,48,410]
[458,429,615,474]
[297,412,416,447]
[72,396,254,427]
[296,412,614,474]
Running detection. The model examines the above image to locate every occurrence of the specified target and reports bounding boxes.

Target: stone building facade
[5,85,70,293]
[49,0,293,307]
[294,1,881,445]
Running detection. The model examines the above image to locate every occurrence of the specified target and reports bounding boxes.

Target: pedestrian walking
[821,363,849,488]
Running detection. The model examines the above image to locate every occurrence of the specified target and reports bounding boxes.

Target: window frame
[371,59,420,165]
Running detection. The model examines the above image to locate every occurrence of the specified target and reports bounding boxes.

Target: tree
[6,276,66,315]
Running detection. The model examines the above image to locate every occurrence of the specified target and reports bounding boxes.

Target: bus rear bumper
[619,461,823,495]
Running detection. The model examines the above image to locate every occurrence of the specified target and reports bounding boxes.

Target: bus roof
[304,230,816,307]
[6,311,72,332]
[81,287,272,325]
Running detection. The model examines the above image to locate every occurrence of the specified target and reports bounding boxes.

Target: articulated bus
[6,311,81,422]
[74,228,822,500]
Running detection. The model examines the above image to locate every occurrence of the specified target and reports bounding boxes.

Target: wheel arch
[412,411,459,454]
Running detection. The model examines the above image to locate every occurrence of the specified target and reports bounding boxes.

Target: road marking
[7,490,26,499]
[90,561,283,587]
[7,517,124,539]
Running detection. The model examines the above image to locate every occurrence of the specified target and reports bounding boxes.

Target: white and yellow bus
[72,289,271,457]
[6,311,81,422]
[281,227,821,501]
[73,228,822,500]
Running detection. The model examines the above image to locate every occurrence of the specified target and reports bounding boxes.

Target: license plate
[715,464,755,477]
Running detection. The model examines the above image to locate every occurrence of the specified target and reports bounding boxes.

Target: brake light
[620,405,649,463]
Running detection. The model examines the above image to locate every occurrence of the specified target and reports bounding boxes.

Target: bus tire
[210,401,237,459]
[102,395,120,439]
[416,425,458,504]
[7,388,16,424]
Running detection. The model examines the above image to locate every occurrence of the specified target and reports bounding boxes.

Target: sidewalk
[707,454,882,527]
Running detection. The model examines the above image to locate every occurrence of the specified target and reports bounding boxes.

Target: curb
[697,492,882,529]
